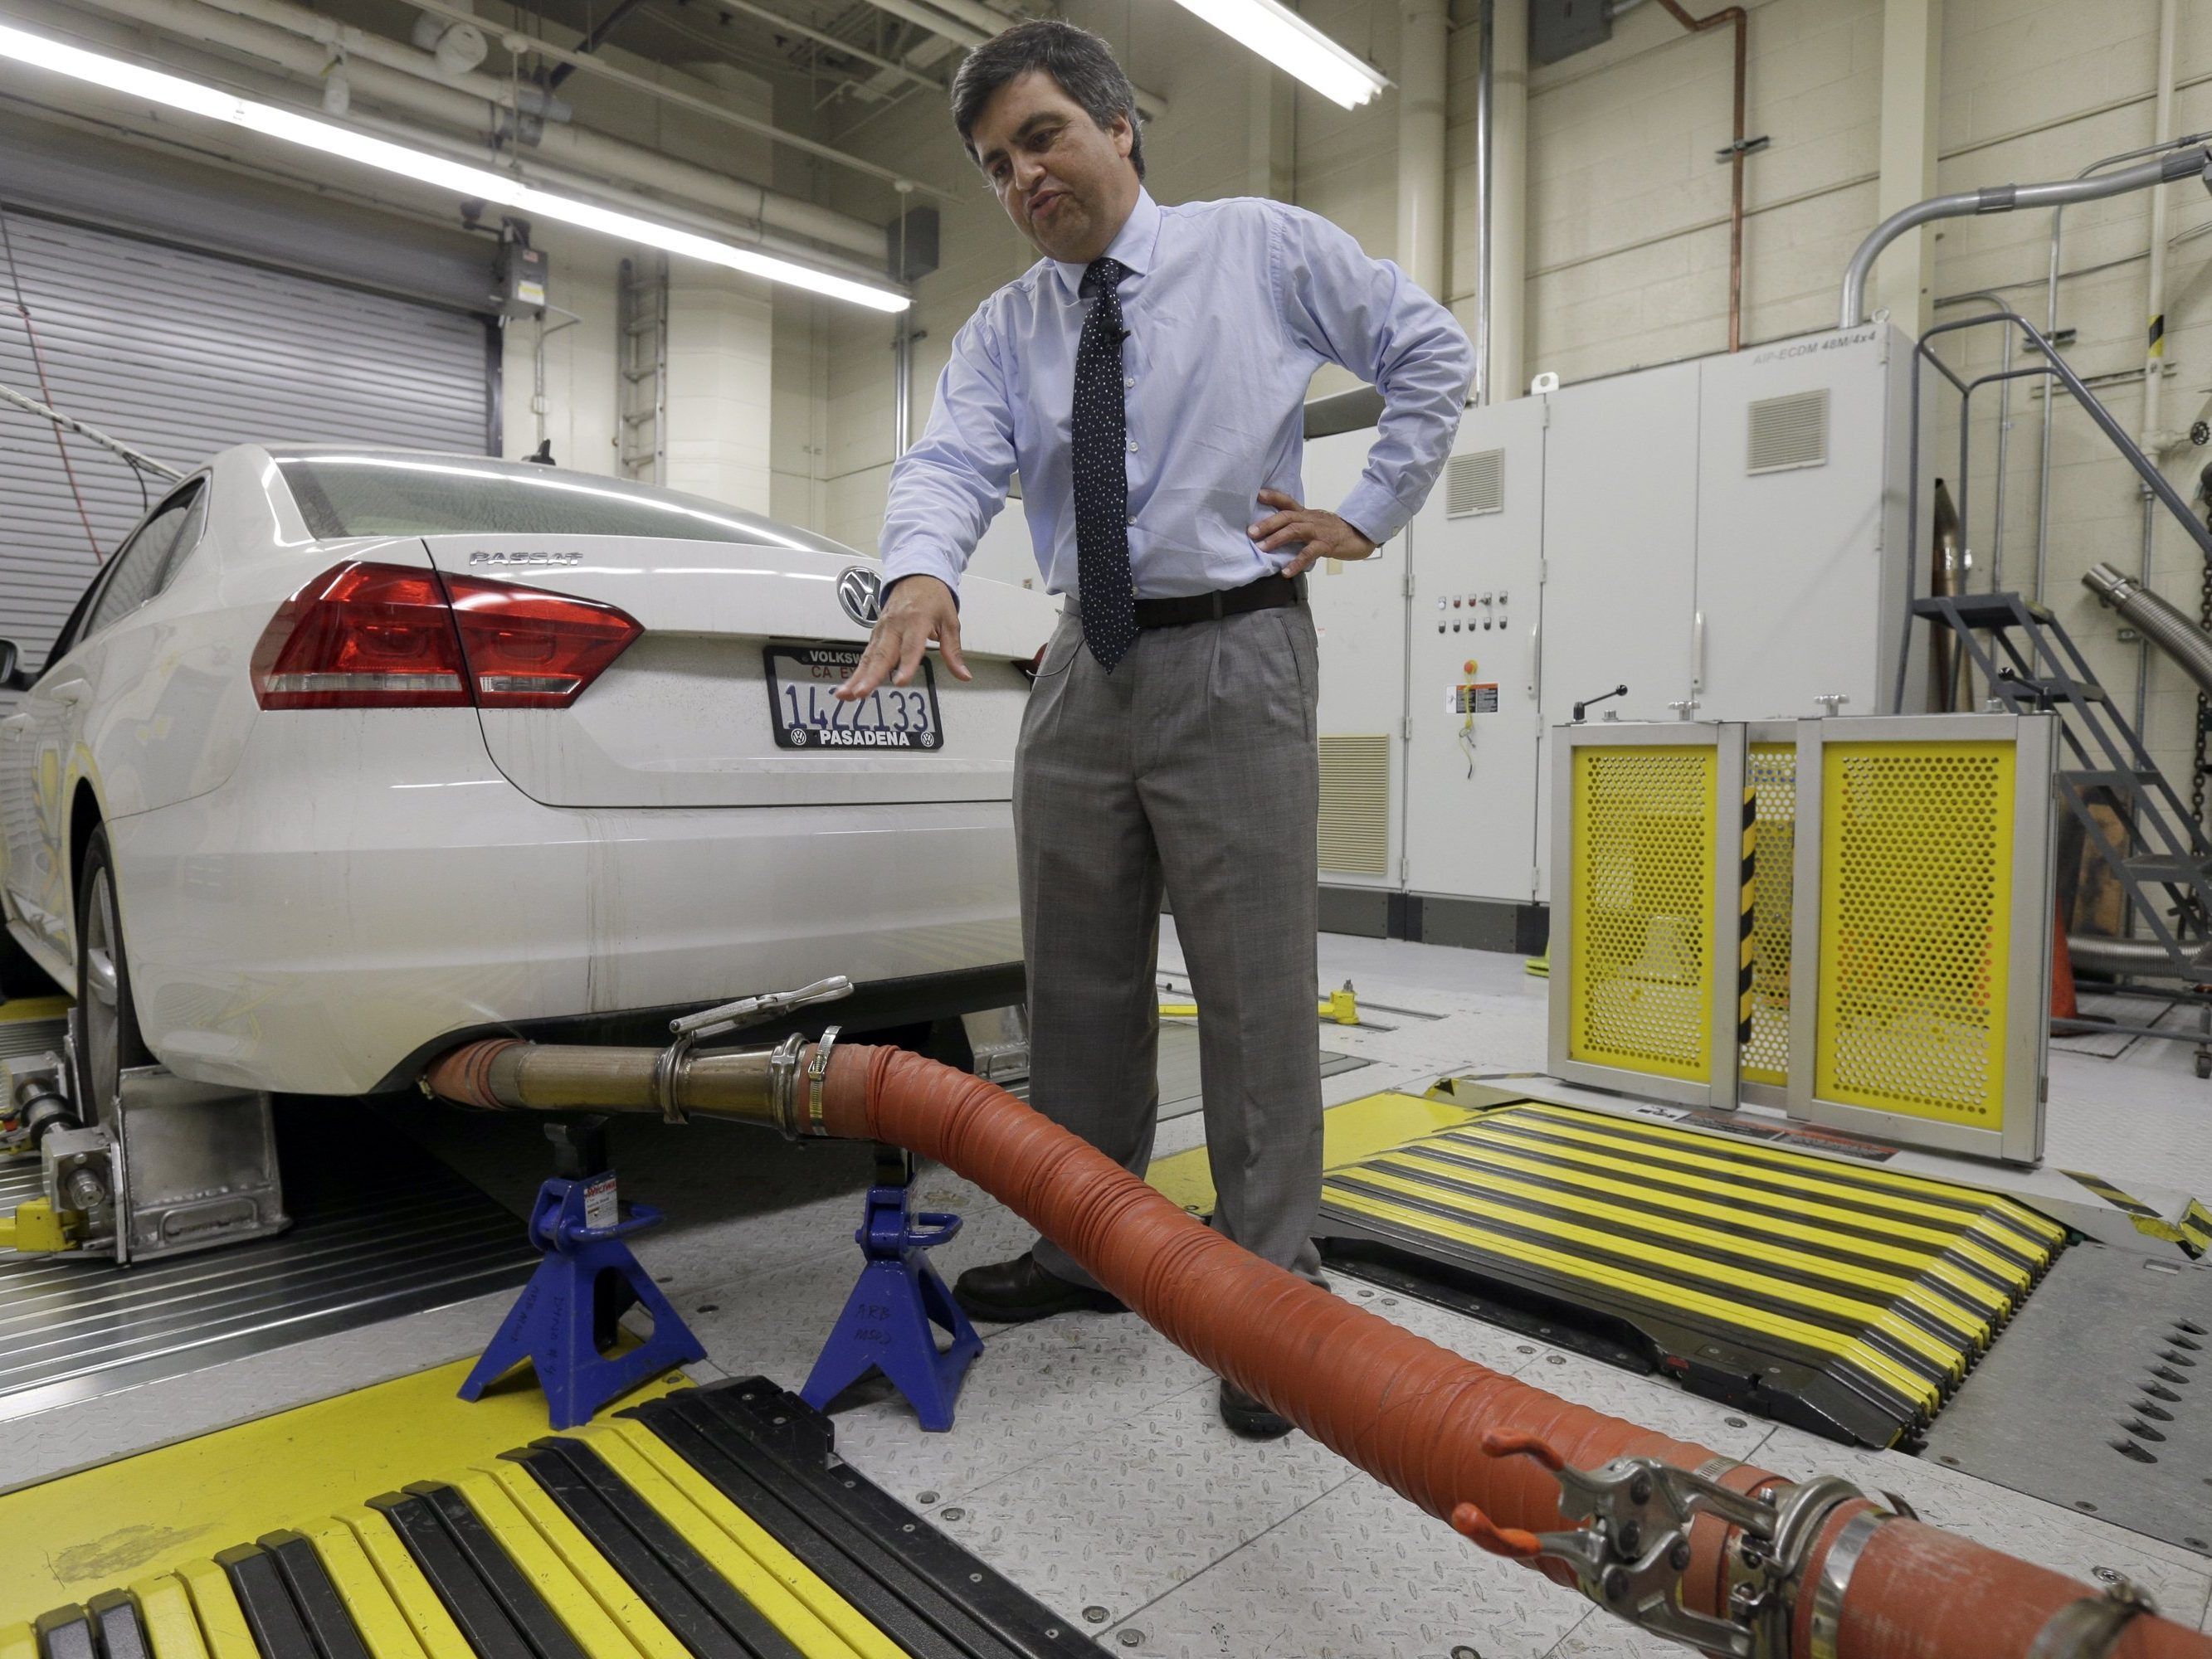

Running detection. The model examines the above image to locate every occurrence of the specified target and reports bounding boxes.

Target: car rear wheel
[70,827,151,1126]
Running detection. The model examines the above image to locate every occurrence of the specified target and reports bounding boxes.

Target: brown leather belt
[1132,572,1308,630]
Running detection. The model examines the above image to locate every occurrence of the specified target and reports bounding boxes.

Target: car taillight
[445,573,641,708]
[252,561,641,711]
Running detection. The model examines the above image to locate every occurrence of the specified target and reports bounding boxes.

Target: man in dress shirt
[836,18,1473,1438]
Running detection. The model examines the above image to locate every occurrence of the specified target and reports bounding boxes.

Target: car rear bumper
[110,710,1024,1097]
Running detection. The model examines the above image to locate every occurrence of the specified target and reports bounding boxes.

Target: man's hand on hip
[1247,489,1378,578]
[836,574,971,700]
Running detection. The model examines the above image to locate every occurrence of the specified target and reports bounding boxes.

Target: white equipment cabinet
[1404,397,1548,907]
[1307,427,1410,890]
[1311,321,1920,928]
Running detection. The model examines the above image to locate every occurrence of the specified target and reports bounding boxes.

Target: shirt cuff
[1336,480,1411,548]
[879,545,965,606]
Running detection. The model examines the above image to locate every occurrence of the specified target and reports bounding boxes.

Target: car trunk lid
[419,534,1053,810]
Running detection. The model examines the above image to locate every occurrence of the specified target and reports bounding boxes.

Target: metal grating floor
[0,1096,538,1423]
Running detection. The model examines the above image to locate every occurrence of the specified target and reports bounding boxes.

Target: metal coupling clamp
[1454,1436,1875,1659]
[2026,1575,2159,1659]
[655,977,855,1130]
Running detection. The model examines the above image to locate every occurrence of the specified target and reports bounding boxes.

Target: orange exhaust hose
[814,1043,2212,1659]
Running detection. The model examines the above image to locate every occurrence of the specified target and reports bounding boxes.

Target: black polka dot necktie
[1071,256,1138,670]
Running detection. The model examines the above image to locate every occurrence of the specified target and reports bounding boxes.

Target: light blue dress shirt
[879,190,1475,601]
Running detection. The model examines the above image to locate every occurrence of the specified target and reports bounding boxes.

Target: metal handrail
[1896,309,2212,716]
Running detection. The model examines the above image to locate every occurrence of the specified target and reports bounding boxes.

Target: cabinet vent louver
[1318,735,1391,876]
[1445,449,1506,518]
[1747,388,1830,474]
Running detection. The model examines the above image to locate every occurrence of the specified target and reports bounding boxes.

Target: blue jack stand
[801,1146,982,1431]
[460,1117,707,1429]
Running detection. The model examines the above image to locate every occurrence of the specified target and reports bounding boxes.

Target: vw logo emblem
[837,567,884,626]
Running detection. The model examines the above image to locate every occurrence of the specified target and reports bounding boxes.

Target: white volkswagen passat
[0,445,1052,1114]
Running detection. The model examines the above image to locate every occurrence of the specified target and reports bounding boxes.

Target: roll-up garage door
[0,212,492,674]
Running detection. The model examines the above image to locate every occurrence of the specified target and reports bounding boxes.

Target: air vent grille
[1318,734,1391,876]
[1445,449,1506,518]
[1747,388,1830,474]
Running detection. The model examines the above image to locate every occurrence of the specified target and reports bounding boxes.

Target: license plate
[764,645,943,751]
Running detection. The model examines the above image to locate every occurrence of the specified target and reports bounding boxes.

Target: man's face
[970,70,1139,264]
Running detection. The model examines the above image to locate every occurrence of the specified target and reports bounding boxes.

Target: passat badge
[837,567,884,625]
[470,549,582,567]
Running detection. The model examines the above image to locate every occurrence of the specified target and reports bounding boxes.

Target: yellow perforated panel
[1567,746,1717,1082]
[1815,741,2015,1125]
[1742,744,1796,1087]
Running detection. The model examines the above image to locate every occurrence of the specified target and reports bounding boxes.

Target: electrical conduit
[427,1037,2212,1659]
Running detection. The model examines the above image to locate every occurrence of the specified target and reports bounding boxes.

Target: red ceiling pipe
[428,1035,2212,1658]
[1654,0,1749,353]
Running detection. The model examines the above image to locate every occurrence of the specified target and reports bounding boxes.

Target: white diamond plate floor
[9,924,2212,1652]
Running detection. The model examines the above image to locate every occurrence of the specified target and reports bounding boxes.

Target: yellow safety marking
[0,996,70,1024]
[446,1471,650,1659]
[1387,1138,2010,1323]
[1158,990,1359,1025]
[1323,1183,1938,1414]
[1371,1150,1992,1347]
[128,1576,210,1659]
[477,1465,690,1659]
[1460,1115,2036,1287]
[580,1423,893,1659]
[1517,1102,2063,1240]
[175,1562,258,1659]
[0,1625,37,1659]
[339,1510,476,1659]
[1147,1090,1479,1215]
[1498,1110,2057,1276]
[1337,1165,1966,1382]
[0,1355,690,1619]
[296,1519,426,1659]
[601,1425,904,1659]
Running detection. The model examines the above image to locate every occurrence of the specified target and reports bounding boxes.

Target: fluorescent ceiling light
[1166,0,1387,109]
[0,19,909,313]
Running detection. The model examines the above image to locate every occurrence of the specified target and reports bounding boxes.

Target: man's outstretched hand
[836,574,971,700]
[1248,489,1378,578]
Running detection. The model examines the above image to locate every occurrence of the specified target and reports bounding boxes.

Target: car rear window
[274,454,853,553]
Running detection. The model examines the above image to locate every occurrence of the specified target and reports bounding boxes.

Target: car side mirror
[0,640,25,691]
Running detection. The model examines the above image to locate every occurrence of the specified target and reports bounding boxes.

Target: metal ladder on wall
[1904,310,2212,985]
[616,253,668,485]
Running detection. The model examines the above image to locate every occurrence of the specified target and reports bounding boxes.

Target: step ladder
[1917,590,2212,979]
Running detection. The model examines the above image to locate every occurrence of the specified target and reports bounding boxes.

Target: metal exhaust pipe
[2083,561,2212,696]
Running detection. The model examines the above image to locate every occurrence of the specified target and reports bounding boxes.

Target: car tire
[70,826,152,1127]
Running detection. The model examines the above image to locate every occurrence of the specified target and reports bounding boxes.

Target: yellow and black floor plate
[8,1379,1086,1659]
[1318,1097,2068,1447]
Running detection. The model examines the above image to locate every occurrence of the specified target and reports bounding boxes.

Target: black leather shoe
[1219,1380,1294,1440]
[952,1252,1126,1322]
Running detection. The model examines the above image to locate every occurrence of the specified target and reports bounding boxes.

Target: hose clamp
[2026,1576,2159,1659]
[766,1031,809,1139]
[1807,1507,1895,1659]
[1461,1445,1869,1659]
[654,1029,698,1125]
[805,1025,840,1136]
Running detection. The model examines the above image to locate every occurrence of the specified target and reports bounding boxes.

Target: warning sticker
[1448,683,1500,715]
[583,1173,619,1230]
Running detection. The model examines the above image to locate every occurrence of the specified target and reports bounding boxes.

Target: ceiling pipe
[424,1032,2212,1659]
[66,0,895,262]
[1485,0,1527,398]
[845,0,1168,120]
[1653,0,1748,352]
[177,0,944,205]
[545,0,650,88]
[1396,0,1449,299]
[1840,146,2212,330]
